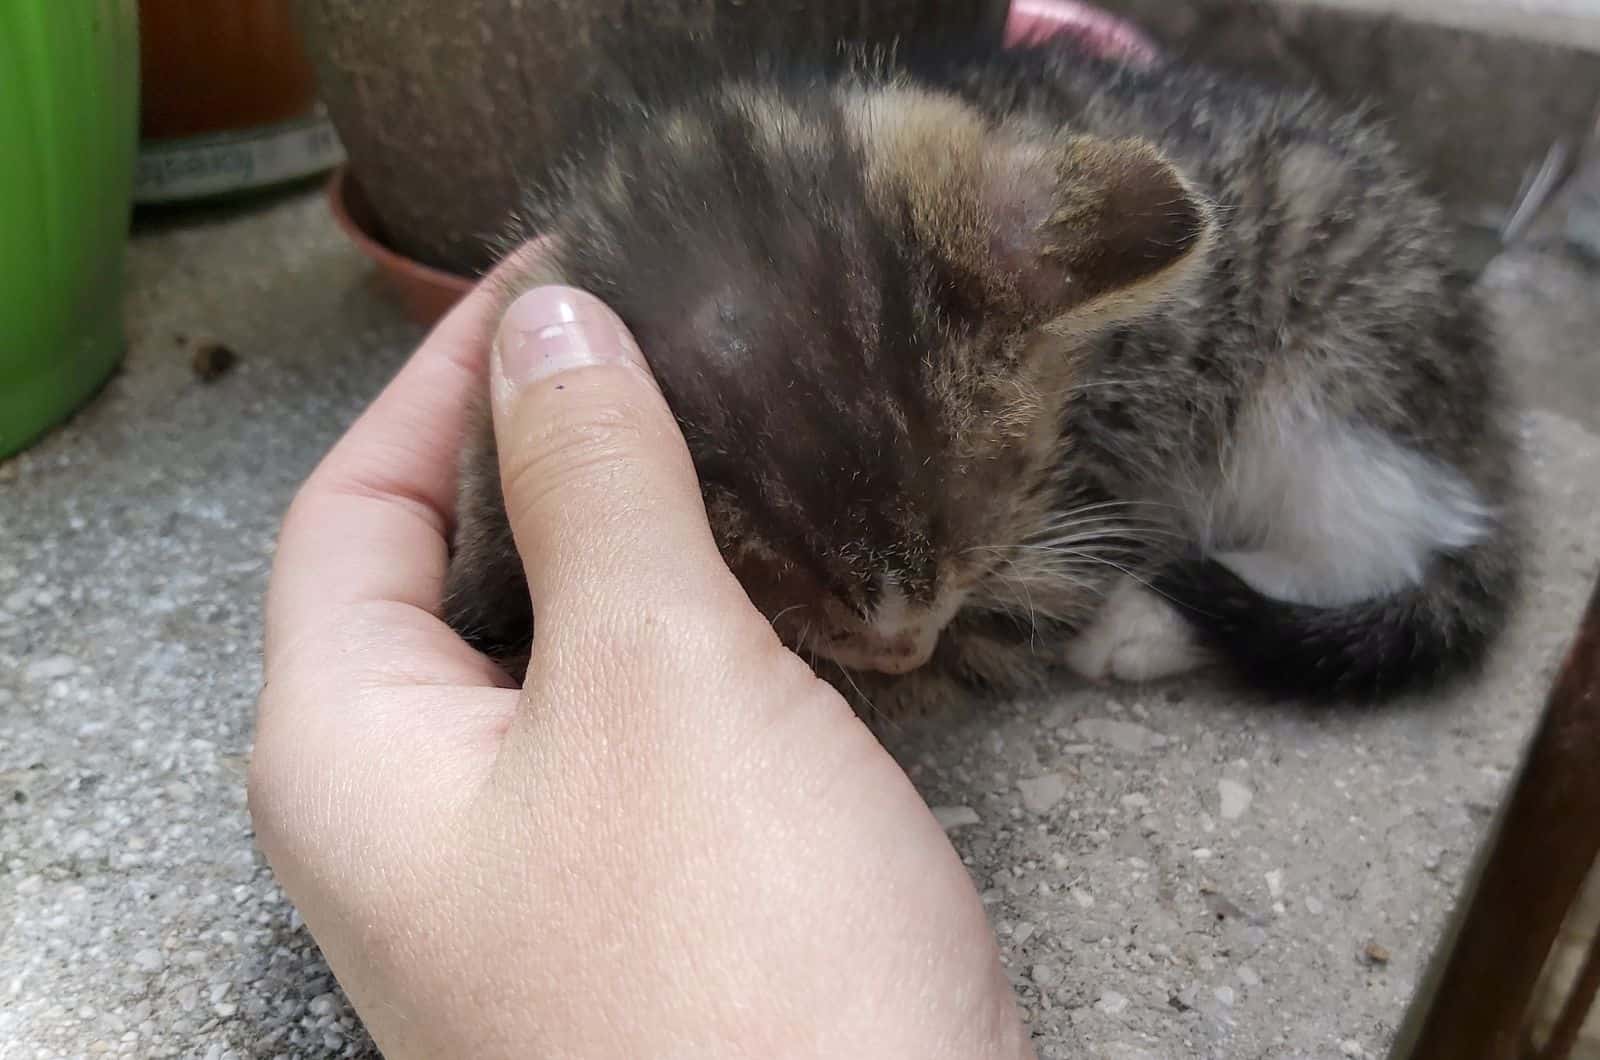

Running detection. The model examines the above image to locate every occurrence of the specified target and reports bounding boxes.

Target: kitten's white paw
[1064,579,1208,683]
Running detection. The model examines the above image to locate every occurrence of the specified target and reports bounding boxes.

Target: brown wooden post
[1538,930,1600,1058]
[1389,572,1600,1059]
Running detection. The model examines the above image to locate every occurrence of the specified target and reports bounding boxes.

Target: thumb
[489,285,747,641]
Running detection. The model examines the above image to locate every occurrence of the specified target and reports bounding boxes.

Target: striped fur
[444,39,1522,716]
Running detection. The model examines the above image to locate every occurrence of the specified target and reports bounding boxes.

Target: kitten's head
[516,76,1213,675]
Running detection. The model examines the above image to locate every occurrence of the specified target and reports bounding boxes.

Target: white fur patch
[1064,578,1210,683]
[870,581,966,644]
[873,581,914,634]
[1198,406,1490,606]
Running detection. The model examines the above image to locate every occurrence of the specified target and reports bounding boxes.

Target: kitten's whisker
[1044,547,1220,620]
[1030,502,1184,528]
[834,662,900,735]
[1045,378,1146,398]
[969,583,1091,629]
[769,603,807,628]
[789,622,899,734]
[1027,537,1178,556]
[1021,512,1178,536]
[975,515,1174,546]
[1045,498,1180,516]
[1021,527,1185,548]
[970,530,1179,560]
[1036,520,1188,547]
[989,567,1039,650]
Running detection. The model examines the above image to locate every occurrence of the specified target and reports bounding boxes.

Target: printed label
[135,109,346,203]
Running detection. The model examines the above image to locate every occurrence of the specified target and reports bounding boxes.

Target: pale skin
[248,246,1038,1059]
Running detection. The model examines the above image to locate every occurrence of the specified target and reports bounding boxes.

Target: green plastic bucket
[0,2,140,460]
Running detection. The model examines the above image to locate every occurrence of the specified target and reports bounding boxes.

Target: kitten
[442,38,1522,716]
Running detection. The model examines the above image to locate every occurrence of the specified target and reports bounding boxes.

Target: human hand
[248,256,1036,1059]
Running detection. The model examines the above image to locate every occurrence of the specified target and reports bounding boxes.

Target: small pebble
[1075,718,1167,753]
[931,805,981,831]
[1218,778,1254,820]
[1363,942,1392,965]
[1031,963,1063,988]
[1018,773,1068,815]
[1214,985,1235,1006]
[1096,990,1130,1016]
[25,654,76,681]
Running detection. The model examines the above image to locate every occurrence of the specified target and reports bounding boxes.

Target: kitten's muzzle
[820,629,939,676]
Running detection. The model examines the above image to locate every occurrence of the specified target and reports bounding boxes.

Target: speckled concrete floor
[1,188,1597,1059]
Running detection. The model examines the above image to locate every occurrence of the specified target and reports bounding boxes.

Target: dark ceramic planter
[323,0,1160,326]
[299,0,1014,277]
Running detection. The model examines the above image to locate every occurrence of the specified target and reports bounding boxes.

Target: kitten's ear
[988,135,1214,326]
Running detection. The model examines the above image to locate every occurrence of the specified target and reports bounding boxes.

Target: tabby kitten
[443,38,1522,715]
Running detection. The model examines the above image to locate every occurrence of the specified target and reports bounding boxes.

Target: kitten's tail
[1150,542,1520,703]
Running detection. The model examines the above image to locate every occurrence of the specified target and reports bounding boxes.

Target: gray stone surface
[1095,0,1600,228]
[1,186,1598,1058]
[1281,0,1600,52]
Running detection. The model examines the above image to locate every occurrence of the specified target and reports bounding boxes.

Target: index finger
[263,241,546,674]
